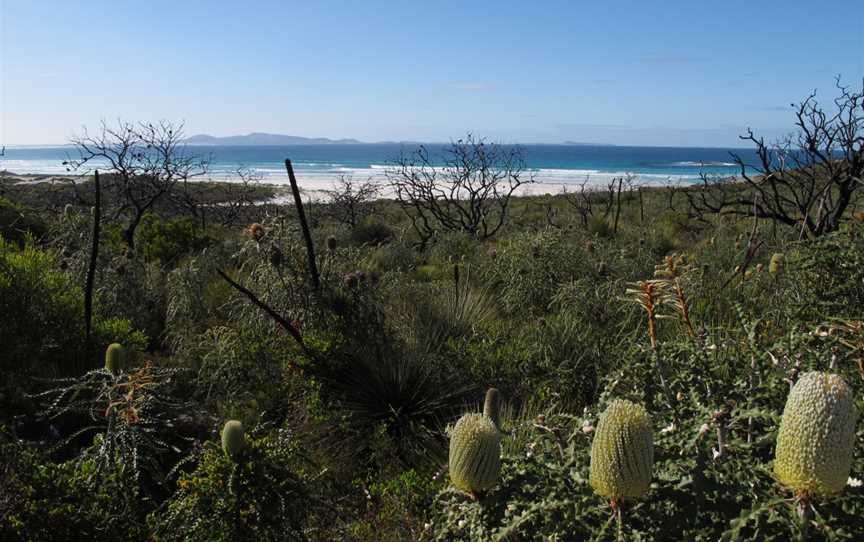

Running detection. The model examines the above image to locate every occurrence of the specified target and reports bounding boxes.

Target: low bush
[149,428,325,541]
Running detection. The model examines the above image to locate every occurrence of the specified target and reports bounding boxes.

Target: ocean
[1,143,754,193]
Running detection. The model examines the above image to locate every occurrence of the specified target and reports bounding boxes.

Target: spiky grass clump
[449,389,502,494]
[104,343,126,374]
[589,400,654,501]
[221,420,246,459]
[774,372,857,496]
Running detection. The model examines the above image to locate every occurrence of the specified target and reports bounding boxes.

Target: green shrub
[786,230,864,319]
[414,264,440,282]
[0,234,86,378]
[349,469,437,540]
[0,196,46,245]
[350,216,394,246]
[149,431,318,541]
[588,215,613,238]
[93,316,149,353]
[491,230,594,316]
[0,434,148,541]
[137,214,218,265]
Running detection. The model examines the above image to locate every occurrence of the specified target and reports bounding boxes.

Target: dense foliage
[2,165,864,541]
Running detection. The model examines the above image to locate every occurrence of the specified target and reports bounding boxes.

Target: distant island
[184,133,364,146]
[562,141,616,146]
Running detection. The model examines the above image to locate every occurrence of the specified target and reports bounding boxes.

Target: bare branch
[386,134,533,245]
[687,80,864,237]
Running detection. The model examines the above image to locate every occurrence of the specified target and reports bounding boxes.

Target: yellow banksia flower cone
[221,420,246,459]
[104,343,126,374]
[448,388,502,494]
[589,400,654,501]
[774,372,857,496]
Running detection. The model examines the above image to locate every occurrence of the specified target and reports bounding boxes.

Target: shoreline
[1,170,707,207]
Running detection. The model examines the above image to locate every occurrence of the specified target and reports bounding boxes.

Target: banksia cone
[483,388,501,429]
[774,372,857,496]
[244,223,265,241]
[104,343,126,374]
[449,388,502,494]
[589,400,654,501]
[769,252,784,274]
[221,420,246,459]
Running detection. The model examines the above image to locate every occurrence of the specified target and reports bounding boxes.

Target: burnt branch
[687,78,864,237]
[386,134,533,245]
[66,119,209,249]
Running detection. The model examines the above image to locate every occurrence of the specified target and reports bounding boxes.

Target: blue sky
[1,0,861,146]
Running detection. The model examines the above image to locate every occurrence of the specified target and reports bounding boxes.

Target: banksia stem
[449,388,502,495]
[713,410,728,460]
[654,255,695,338]
[797,495,813,541]
[670,279,695,338]
[774,372,857,496]
[627,280,674,409]
[589,400,653,503]
[627,280,665,349]
[104,343,126,374]
[221,420,246,459]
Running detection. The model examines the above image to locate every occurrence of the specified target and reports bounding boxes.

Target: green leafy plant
[150,428,324,542]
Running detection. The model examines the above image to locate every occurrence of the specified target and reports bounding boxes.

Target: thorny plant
[30,362,194,489]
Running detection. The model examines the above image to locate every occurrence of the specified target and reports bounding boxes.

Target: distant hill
[184,133,364,145]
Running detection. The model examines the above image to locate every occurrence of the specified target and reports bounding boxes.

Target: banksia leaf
[774,372,857,496]
[104,343,126,374]
[449,389,502,494]
[221,420,245,459]
[589,400,654,501]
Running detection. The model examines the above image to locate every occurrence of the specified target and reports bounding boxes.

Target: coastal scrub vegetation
[1,83,864,541]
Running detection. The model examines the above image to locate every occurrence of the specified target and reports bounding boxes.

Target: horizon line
[1,141,756,151]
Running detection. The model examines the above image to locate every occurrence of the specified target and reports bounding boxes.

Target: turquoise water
[1,143,753,190]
